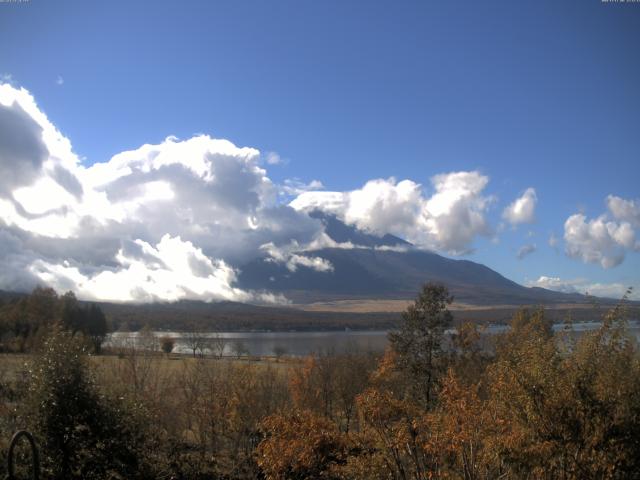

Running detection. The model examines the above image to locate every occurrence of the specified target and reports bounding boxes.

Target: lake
[107,320,640,357]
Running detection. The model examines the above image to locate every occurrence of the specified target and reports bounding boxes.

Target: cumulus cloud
[564,197,639,268]
[0,100,49,193]
[527,276,639,301]
[291,172,493,255]
[260,241,334,273]
[607,195,640,228]
[0,82,505,303]
[0,82,327,303]
[516,243,536,260]
[502,187,537,226]
[30,235,259,303]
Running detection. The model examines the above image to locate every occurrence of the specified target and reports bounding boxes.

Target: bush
[160,336,175,356]
[23,325,148,479]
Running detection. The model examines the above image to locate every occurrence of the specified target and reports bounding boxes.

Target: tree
[184,325,206,358]
[484,304,640,479]
[210,332,227,359]
[59,291,82,334]
[160,336,175,356]
[4,298,31,352]
[85,304,108,354]
[137,325,158,353]
[232,340,249,359]
[24,325,146,479]
[272,345,287,362]
[388,283,453,407]
[27,286,59,326]
[257,410,348,480]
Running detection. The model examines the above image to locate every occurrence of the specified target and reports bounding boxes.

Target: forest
[0,284,639,479]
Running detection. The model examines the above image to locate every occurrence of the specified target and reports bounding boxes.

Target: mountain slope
[237,214,593,305]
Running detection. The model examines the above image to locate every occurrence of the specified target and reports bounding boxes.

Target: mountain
[0,214,625,317]
[237,213,596,305]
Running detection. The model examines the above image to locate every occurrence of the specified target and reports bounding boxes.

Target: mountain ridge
[237,213,601,306]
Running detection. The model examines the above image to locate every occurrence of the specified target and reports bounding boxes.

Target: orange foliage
[257,409,348,479]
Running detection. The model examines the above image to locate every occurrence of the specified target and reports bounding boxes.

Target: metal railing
[4,431,39,480]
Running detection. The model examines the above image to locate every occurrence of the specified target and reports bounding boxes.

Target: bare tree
[232,340,249,359]
[210,332,228,359]
[114,328,159,397]
[137,325,159,353]
[184,324,207,358]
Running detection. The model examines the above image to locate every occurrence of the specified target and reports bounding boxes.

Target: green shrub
[23,325,148,479]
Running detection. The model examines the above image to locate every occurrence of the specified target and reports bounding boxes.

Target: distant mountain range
[237,212,604,306]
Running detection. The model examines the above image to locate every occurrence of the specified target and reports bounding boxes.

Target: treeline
[0,284,639,479]
[66,296,640,333]
[0,287,108,354]
[100,300,401,332]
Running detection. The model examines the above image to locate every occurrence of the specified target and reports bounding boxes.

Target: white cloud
[502,187,537,226]
[607,195,640,228]
[527,275,580,294]
[516,243,536,260]
[564,209,638,269]
[562,195,640,270]
[291,172,493,255]
[0,82,325,303]
[56,75,64,86]
[549,232,559,248]
[6,82,587,304]
[527,276,639,301]
[264,151,284,165]
[260,241,334,273]
[29,234,268,303]
[281,178,324,196]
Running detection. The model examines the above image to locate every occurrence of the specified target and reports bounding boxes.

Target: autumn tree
[289,351,376,432]
[449,321,488,385]
[428,370,498,480]
[257,410,349,480]
[485,305,640,479]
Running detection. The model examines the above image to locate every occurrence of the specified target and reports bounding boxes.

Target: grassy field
[291,299,626,313]
[0,351,299,393]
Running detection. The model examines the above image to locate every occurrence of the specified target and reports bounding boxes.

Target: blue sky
[1,0,639,301]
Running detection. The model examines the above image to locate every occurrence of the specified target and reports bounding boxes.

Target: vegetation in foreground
[0,284,639,479]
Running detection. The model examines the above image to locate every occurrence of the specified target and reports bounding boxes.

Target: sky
[0,0,639,302]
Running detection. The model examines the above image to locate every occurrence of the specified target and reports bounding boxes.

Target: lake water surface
[107,320,640,357]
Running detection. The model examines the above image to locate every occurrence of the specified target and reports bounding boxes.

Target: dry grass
[290,299,608,313]
[0,352,299,391]
[0,353,30,383]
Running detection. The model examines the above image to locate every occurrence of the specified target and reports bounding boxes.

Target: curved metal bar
[6,430,39,480]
